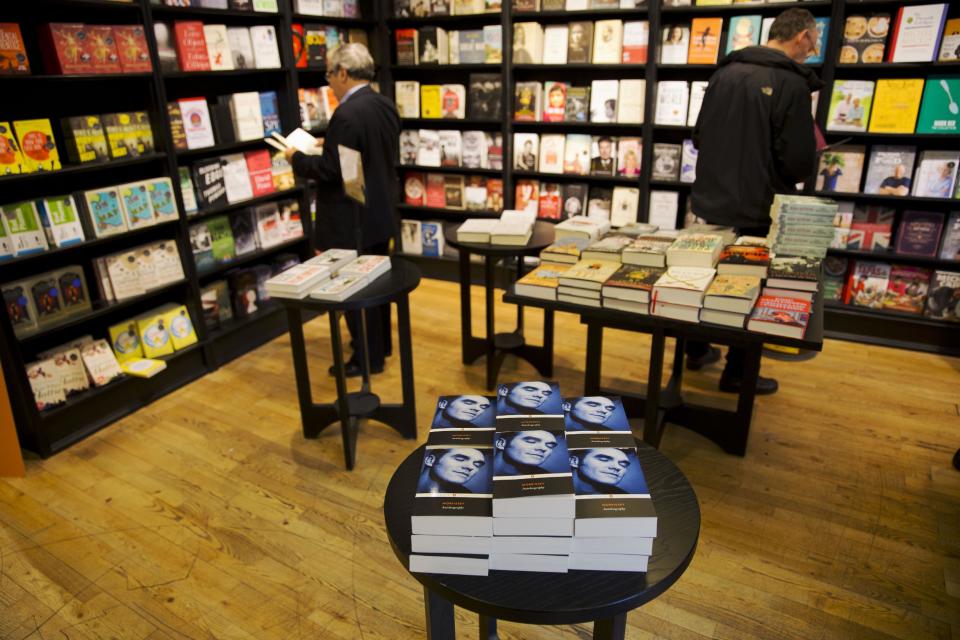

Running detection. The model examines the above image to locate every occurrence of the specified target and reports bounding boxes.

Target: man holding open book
[284,43,401,377]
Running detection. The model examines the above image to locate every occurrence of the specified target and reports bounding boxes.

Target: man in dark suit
[285,43,401,377]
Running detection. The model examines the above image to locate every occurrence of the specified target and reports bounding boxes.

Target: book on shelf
[687,81,707,127]
[611,187,639,228]
[586,187,612,221]
[567,21,593,64]
[881,265,931,315]
[925,270,960,322]
[12,119,60,173]
[845,260,891,307]
[513,22,542,64]
[839,13,890,64]
[688,17,722,65]
[826,80,874,133]
[441,84,466,119]
[940,19,960,62]
[868,79,923,135]
[542,24,568,65]
[888,3,948,63]
[659,24,689,64]
[467,74,502,121]
[421,220,445,257]
[939,212,960,261]
[589,80,618,124]
[847,205,894,252]
[0,23,30,74]
[622,20,648,64]
[863,146,916,196]
[916,77,960,135]
[815,145,865,194]
[648,191,679,231]
[894,211,945,258]
[655,81,689,126]
[912,150,959,198]
[652,143,680,182]
[592,20,623,65]
[514,82,542,122]
[725,15,760,54]
[805,17,829,65]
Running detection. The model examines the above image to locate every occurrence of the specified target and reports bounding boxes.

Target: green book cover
[2,201,48,255]
[916,76,960,134]
[207,215,236,264]
[252,0,278,10]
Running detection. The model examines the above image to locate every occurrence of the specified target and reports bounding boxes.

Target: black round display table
[383,441,700,639]
[444,220,556,389]
[278,257,421,470]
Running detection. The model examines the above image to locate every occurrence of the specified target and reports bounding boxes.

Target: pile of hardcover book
[767,195,840,259]
[264,248,393,302]
[409,381,657,577]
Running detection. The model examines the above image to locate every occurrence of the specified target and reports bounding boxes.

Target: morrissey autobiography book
[563,395,631,432]
[412,443,494,536]
[431,394,496,431]
[496,380,564,421]
[492,423,574,517]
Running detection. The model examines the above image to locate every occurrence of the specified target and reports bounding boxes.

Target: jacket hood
[720,46,824,91]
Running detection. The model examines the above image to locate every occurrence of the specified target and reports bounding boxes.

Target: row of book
[828,258,958,321]
[93,240,187,303]
[188,199,304,273]
[836,10,960,65]
[298,86,339,130]
[394,77,502,120]
[108,304,198,364]
[410,385,656,576]
[0,114,153,176]
[512,132,642,177]
[394,0,504,18]
[513,79,645,124]
[652,139,696,183]
[513,20,648,65]
[515,181,641,224]
[170,92,281,151]
[0,178,179,260]
[154,21,282,73]
[833,206,959,260]
[199,253,300,328]
[291,23,368,68]
[291,0,361,18]
[400,129,504,170]
[153,0,280,11]
[659,15,827,65]
[826,77,960,136]
[816,145,960,200]
[0,23,152,76]
[394,26,502,66]
[403,172,504,213]
[265,250,392,301]
[180,152,295,215]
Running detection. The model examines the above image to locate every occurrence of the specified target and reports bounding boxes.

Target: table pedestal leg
[643,331,665,448]
[459,249,474,365]
[485,256,498,389]
[593,613,627,640]
[584,320,604,396]
[329,310,357,470]
[286,307,313,438]
[479,614,498,640]
[424,587,455,640]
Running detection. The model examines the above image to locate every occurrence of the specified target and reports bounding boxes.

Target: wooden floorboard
[1,276,958,639]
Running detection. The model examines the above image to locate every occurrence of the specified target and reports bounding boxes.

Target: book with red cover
[173,21,211,72]
[83,25,122,74]
[717,244,770,276]
[244,149,275,197]
[0,23,30,74]
[882,264,931,314]
[112,25,152,73]
[847,205,894,251]
[425,173,446,208]
[542,82,567,123]
[485,178,503,212]
[538,183,561,220]
[291,23,307,69]
[515,179,539,214]
[38,24,91,75]
[746,295,811,339]
[894,210,945,258]
[404,172,426,205]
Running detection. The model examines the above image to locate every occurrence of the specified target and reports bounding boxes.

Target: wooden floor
[0,276,958,639]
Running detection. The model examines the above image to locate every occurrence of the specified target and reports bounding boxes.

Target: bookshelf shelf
[397,204,499,218]
[162,68,286,79]
[813,191,960,206]
[513,64,646,71]
[290,14,375,26]
[175,139,269,159]
[19,279,190,347]
[188,187,304,222]
[391,64,500,72]
[33,0,142,11]
[660,1,832,14]
[826,248,959,270]
[514,170,639,185]
[207,303,284,342]
[835,61,960,71]
[400,118,503,129]
[0,153,167,187]
[150,6,285,21]
[824,301,954,328]
[512,121,645,131]
[399,165,502,176]
[821,131,960,140]
[195,236,308,280]
[387,14,502,28]
[513,9,649,22]
[0,73,154,83]
[649,179,691,188]
[652,124,694,131]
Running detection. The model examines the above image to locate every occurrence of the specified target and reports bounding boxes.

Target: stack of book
[514,262,572,301]
[264,263,331,299]
[766,195,840,259]
[622,235,674,268]
[538,236,589,265]
[490,381,574,573]
[490,209,536,246]
[305,249,387,303]
[744,256,821,340]
[601,264,665,315]
[553,216,609,242]
[581,235,632,263]
[700,275,763,328]
[557,259,620,307]
[305,248,357,274]
[410,395,497,577]
[564,396,657,572]
[651,266,717,323]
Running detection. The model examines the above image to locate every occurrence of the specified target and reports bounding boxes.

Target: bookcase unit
[381,0,960,356]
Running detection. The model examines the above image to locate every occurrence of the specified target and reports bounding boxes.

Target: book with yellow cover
[12,119,61,172]
[108,320,144,363]
[161,304,198,350]
[420,85,442,119]
[558,260,620,291]
[0,122,24,175]
[136,311,175,358]
[868,78,924,134]
[121,358,168,378]
[695,0,732,5]
[687,18,723,65]
[515,263,571,301]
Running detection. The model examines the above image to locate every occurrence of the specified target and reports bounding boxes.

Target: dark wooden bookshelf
[195,236,309,280]
[175,140,271,159]
[0,72,155,83]
[187,187,304,222]
[387,13,501,28]
[397,203,499,218]
[400,118,503,129]
[0,153,168,187]
[161,68,286,79]
[513,170,639,185]
[827,248,960,270]
[660,0,831,14]
[400,164,502,176]
[151,6,286,21]
[512,121,645,131]
[813,191,959,206]
[290,13,375,25]
[513,9,649,21]
[391,64,500,72]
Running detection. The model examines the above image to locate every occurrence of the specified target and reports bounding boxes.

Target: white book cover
[654,266,716,293]
[760,17,774,46]
[513,22,543,64]
[622,20,649,63]
[539,134,565,174]
[340,255,392,278]
[249,25,282,69]
[395,81,421,118]
[438,130,462,167]
[660,25,689,64]
[179,97,215,149]
[203,24,234,71]
[306,248,358,273]
[566,0,588,9]
[542,25,569,64]
[400,219,423,255]
[563,133,591,175]
[221,153,255,204]
[680,139,698,184]
[687,81,708,127]
[294,0,324,14]
[80,340,123,387]
[648,190,679,230]
[417,129,441,166]
[655,81,690,126]
[440,84,466,119]
[255,205,284,248]
[309,273,369,301]
[592,20,623,64]
[912,151,960,198]
[890,3,948,62]
[230,91,265,141]
[461,130,488,168]
[2,202,48,255]
[105,251,146,301]
[590,80,619,123]
[226,27,255,70]
[514,132,539,171]
[150,241,185,285]
[616,79,645,124]
[611,186,640,227]
[38,196,85,248]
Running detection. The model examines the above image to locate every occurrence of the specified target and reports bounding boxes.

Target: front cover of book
[563,396,630,432]
[431,395,496,430]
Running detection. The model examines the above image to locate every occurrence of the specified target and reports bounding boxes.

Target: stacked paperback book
[456,209,536,246]
[263,249,393,303]
[409,381,658,576]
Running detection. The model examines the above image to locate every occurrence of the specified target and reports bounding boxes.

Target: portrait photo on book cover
[432,395,495,430]
[563,396,629,432]
[494,429,570,476]
[496,380,562,415]
[416,447,493,495]
[570,447,648,496]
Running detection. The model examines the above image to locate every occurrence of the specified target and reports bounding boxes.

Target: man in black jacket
[686,8,823,395]
[286,43,401,377]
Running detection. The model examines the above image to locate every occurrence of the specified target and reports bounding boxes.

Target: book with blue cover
[563,396,630,432]
[259,90,282,137]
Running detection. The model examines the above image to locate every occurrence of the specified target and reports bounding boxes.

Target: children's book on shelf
[82,187,127,238]
[13,120,60,172]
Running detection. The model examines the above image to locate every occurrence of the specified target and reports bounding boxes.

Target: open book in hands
[265,129,324,156]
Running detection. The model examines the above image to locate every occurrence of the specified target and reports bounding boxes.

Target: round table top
[444,220,556,257]
[278,256,421,312]
[383,441,700,626]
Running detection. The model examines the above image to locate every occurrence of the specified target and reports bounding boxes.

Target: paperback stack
[490,381,574,573]
[539,236,589,265]
[650,267,716,322]
[621,235,674,268]
[601,264,665,314]
[305,248,357,274]
[339,254,392,282]
[580,235,633,263]
[410,395,497,577]
[456,217,499,243]
[763,255,821,302]
[665,233,724,268]
[264,263,330,299]
[563,395,657,572]
[514,262,571,301]
[746,255,820,339]
[766,195,839,259]
[700,274,762,328]
[490,209,536,246]
[553,216,610,242]
[557,259,620,307]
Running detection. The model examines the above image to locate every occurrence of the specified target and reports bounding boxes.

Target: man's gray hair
[327,43,376,81]
[768,8,817,43]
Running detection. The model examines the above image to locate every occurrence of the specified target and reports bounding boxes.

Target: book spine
[886,6,904,62]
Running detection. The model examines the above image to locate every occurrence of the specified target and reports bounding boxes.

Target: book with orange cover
[687,18,722,65]
[0,23,29,74]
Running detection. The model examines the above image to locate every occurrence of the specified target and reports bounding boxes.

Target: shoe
[328,360,384,378]
[686,346,721,371]
[953,449,960,471]
[718,374,779,396]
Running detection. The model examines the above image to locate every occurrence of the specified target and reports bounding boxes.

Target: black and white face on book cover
[496,380,563,417]
[431,395,496,430]
[416,446,493,497]
[563,395,630,432]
